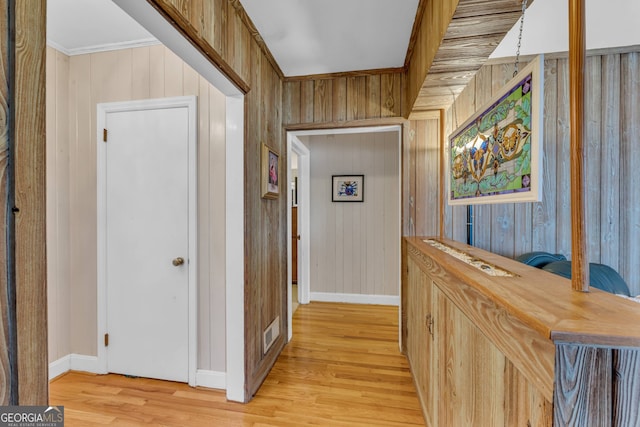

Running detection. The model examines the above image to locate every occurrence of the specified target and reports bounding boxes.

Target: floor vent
[263,316,280,354]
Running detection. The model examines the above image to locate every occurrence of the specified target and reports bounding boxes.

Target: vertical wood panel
[300,80,314,124]
[613,349,640,427]
[346,76,366,121]
[620,52,640,296]
[584,56,602,262]
[15,0,48,404]
[332,77,347,122]
[313,79,332,123]
[365,75,381,119]
[0,0,11,405]
[556,58,572,258]
[554,344,612,427]
[131,46,151,100]
[381,73,401,118]
[599,54,620,271]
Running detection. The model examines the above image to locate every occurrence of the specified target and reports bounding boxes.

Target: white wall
[307,131,400,302]
[46,45,227,373]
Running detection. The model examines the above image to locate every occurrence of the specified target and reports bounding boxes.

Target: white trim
[49,354,102,381]
[48,355,71,380]
[310,292,400,306]
[225,95,245,402]
[46,38,160,56]
[96,96,198,386]
[196,370,226,390]
[286,135,311,341]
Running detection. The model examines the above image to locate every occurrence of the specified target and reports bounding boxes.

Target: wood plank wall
[0,0,48,404]
[148,0,285,400]
[283,72,404,126]
[437,51,640,296]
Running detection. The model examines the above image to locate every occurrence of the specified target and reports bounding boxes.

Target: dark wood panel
[313,79,332,123]
[613,349,640,426]
[554,344,612,426]
[0,0,11,406]
[15,0,48,404]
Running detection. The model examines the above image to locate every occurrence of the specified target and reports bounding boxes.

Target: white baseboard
[49,354,100,380]
[310,292,400,306]
[196,370,226,390]
[49,355,71,380]
[50,355,226,390]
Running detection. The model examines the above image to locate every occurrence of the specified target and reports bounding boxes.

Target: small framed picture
[261,143,279,199]
[332,175,364,202]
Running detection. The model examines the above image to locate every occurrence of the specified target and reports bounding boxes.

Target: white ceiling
[239,0,419,76]
[47,0,640,75]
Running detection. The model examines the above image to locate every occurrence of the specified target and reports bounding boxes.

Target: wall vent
[263,316,280,354]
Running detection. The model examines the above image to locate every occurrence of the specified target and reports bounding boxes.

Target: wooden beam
[569,0,589,292]
[14,0,48,404]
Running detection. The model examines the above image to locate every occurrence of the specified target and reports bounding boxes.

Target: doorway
[97,97,197,384]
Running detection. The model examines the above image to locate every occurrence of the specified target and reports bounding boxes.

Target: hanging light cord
[513,0,528,77]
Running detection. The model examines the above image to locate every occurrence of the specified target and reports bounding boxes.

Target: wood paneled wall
[404,118,441,237]
[148,0,286,400]
[0,0,48,404]
[283,72,404,126]
[435,50,640,296]
[307,132,400,299]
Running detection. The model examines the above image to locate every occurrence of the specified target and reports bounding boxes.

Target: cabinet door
[433,284,506,426]
[405,257,435,426]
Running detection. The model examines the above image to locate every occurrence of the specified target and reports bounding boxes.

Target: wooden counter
[402,236,640,427]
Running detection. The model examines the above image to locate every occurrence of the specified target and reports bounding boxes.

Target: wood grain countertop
[405,236,640,348]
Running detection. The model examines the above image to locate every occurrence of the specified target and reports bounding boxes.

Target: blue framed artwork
[332,175,364,202]
[448,55,544,205]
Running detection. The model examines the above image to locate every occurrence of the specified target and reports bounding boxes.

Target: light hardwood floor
[49,302,425,426]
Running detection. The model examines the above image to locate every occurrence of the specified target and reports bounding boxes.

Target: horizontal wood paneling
[439,50,640,296]
[308,132,400,298]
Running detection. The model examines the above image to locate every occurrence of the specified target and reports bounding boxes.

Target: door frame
[287,136,311,340]
[286,126,403,342]
[96,96,198,386]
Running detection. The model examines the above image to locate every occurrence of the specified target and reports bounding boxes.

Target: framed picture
[261,143,279,199]
[332,175,364,202]
[448,54,544,205]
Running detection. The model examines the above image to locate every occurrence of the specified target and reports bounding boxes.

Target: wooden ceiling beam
[408,0,533,114]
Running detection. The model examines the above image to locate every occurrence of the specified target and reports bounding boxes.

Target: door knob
[172,257,185,266]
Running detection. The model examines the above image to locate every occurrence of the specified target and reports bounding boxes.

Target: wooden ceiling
[411,0,533,112]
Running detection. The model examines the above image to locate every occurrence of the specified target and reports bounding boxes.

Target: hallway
[49,302,424,426]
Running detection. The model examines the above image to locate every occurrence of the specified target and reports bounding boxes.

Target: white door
[99,98,196,383]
